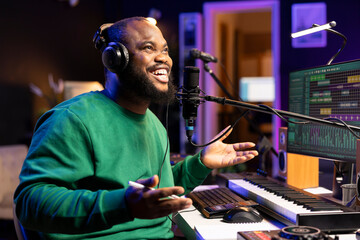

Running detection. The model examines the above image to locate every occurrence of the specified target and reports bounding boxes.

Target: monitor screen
[287,59,360,163]
[239,77,275,102]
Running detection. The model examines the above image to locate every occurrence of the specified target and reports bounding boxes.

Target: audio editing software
[287,60,360,162]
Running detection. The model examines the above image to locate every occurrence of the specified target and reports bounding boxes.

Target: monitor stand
[332,161,355,200]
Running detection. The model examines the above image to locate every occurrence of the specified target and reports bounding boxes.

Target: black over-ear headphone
[92,23,129,73]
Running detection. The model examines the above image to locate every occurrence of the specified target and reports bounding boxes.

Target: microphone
[182,66,201,140]
[190,48,218,63]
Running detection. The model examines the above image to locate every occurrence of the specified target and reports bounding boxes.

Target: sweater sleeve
[171,151,213,194]
[14,109,133,234]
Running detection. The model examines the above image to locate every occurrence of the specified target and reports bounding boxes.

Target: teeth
[152,69,167,75]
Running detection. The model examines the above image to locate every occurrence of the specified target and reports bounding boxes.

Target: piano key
[282,193,316,201]
[293,198,323,205]
[303,203,342,211]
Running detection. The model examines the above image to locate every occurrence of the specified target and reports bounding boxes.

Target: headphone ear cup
[102,42,129,73]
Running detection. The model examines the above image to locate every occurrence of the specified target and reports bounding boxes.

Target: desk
[174,185,357,240]
[174,206,357,240]
[174,205,281,240]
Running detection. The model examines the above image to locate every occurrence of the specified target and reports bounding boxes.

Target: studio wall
[1,0,360,151]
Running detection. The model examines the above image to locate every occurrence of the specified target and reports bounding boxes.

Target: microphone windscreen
[184,66,200,89]
[189,49,200,59]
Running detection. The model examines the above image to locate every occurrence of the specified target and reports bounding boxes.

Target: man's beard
[119,64,176,104]
[118,63,176,104]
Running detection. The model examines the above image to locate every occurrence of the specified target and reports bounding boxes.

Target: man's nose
[155,52,171,64]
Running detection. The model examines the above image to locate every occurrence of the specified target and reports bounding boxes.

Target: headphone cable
[157,102,170,189]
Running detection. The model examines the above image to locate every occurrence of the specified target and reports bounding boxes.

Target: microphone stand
[203,63,279,160]
[204,95,360,132]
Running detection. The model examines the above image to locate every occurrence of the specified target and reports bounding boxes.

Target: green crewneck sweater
[14,91,212,239]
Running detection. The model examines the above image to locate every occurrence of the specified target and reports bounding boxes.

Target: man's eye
[144,46,154,50]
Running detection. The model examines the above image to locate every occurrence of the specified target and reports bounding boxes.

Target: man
[14,17,258,239]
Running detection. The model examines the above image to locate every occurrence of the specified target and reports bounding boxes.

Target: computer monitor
[287,59,360,163]
[239,77,275,102]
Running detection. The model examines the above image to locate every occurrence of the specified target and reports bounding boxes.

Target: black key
[308,205,343,211]
[304,203,342,211]
[283,193,315,201]
[293,198,321,205]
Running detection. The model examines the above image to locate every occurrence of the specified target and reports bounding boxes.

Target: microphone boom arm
[204,95,360,132]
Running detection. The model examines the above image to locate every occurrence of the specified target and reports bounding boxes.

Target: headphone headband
[93,23,113,51]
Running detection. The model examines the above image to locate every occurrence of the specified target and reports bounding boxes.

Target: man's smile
[149,67,170,83]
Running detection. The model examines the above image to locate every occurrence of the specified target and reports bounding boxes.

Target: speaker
[93,23,129,73]
[277,127,319,189]
[355,139,360,206]
[278,127,288,179]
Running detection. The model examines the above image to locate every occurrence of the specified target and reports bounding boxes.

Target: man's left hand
[200,126,258,169]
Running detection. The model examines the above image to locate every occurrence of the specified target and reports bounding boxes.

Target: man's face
[119,20,175,104]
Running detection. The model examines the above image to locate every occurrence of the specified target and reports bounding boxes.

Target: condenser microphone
[182,66,200,140]
[190,48,218,63]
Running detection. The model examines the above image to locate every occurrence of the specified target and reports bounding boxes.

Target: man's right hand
[125,175,193,219]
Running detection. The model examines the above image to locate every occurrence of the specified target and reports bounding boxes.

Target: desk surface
[174,205,281,240]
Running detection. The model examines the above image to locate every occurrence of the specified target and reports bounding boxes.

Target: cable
[170,208,198,225]
[218,61,238,93]
[175,208,198,216]
[157,102,170,189]
[257,104,360,139]
[312,23,347,65]
[159,102,177,226]
[324,117,360,139]
[258,104,310,125]
[203,62,279,158]
[159,102,189,225]
[188,109,250,147]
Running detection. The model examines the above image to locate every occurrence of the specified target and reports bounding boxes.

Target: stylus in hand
[128,181,182,199]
